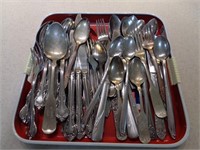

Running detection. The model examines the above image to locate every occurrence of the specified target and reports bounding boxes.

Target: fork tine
[96,20,100,38]
[102,19,107,36]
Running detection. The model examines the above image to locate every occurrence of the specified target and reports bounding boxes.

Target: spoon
[83,36,124,125]
[42,22,68,134]
[120,36,136,135]
[64,19,90,88]
[108,56,126,140]
[154,35,176,139]
[129,57,151,144]
[121,15,137,36]
[92,41,107,77]
[109,14,121,41]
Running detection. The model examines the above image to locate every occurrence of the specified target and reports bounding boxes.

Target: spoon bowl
[44,22,68,60]
[92,42,107,64]
[121,15,137,36]
[109,36,124,57]
[108,56,125,85]
[74,19,90,45]
[109,14,121,40]
[122,36,136,60]
[129,57,146,88]
[154,35,170,60]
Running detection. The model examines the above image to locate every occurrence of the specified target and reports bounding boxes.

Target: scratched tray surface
[13,13,188,147]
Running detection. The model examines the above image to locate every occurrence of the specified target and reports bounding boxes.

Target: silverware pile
[19,14,176,143]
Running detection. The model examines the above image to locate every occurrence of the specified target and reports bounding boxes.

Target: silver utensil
[154,35,176,139]
[108,56,126,140]
[63,71,77,141]
[109,14,121,41]
[134,32,167,119]
[121,15,137,36]
[42,22,68,134]
[92,41,107,77]
[129,57,151,144]
[120,36,136,135]
[92,79,110,141]
[64,19,90,88]
[146,51,166,140]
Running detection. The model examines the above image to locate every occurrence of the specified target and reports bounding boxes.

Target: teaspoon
[108,56,126,140]
[129,57,151,144]
[154,35,176,139]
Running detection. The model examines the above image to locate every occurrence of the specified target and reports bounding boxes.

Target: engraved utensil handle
[75,69,84,139]
[141,60,166,118]
[64,71,77,141]
[35,61,48,108]
[127,100,138,139]
[82,69,90,106]
[111,98,127,141]
[143,79,156,139]
[92,80,109,141]
[42,61,57,134]
[64,44,79,88]
[28,76,37,138]
[149,50,165,101]
[56,58,68,121]
[162,60,176,139]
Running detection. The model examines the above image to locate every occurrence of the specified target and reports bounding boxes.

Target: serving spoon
[42,22,68,134]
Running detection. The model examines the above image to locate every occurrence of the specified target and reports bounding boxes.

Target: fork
[142,27,165,102]
[96,18,109,45]
[134,31,167,119]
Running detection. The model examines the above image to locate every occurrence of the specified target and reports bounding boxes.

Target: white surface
[0,0,200,149]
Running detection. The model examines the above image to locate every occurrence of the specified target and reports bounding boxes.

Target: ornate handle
[92,80,110,141]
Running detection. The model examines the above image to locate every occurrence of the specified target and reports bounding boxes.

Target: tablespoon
[64,19,90,88]
[120,36,136,135]
[42,22,68,134]
[108,56,126,140]
[154,35,176,139]
[129,57,151,144]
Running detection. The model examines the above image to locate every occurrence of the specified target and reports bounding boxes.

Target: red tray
[13,13,189,148]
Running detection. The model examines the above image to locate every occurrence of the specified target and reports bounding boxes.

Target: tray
[13,13,190,148]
